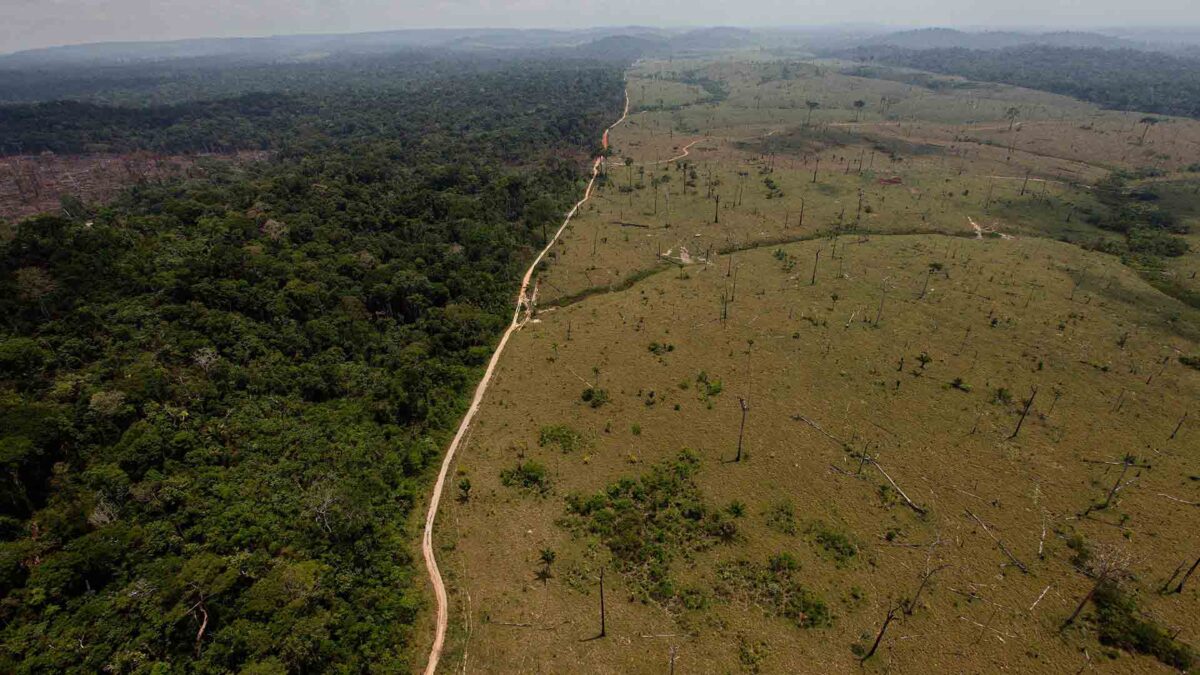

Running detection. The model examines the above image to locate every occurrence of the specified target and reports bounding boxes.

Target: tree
[853,99,866,121]
[1005,106,1021,131]
[805,100,820,126]
[1139,116,1160,145]
[537,548,556,581]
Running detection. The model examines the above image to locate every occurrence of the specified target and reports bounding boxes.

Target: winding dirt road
[419,88,630,675]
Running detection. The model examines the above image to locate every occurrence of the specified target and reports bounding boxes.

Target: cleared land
[430,56,1200,673]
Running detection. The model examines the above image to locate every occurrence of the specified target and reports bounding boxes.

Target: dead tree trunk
[1174,556,1200,594]
[735,397,749,462]
[599,568,607,637]
[1009,386,1038,439]
[811,250,820,286]
[906,564,949,615]
[861,605,900,662]
[1062,580,1100,629]
[1170,412,1188,441]
[1102,456,1134,509]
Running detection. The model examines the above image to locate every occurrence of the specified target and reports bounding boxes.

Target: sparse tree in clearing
[539,548,556,576]
[805,100,820,126]
[1138,116,1160,145]
[1009,385,1038,439]
[598,568,607,637]
[1005,106,1021,132]
[916,351,932,370]
[735,397,749,462]
[457,477,472,502]
[853,99,866,122]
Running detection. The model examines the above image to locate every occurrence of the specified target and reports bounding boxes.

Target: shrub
[765,501,798,535]
[715,556,831,629]
[1093,582,1194,670]
[580,387,609,408]
[648,341,675,356]
[500,460,550,494]
[809,522,858,564]
[562,451,735,603]
[538,424,588,453]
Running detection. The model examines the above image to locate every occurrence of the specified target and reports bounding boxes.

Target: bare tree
[1009,386,1038,439]
[735,397,749,462]
[861,604,901,662]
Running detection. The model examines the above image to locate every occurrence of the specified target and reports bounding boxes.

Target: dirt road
[419,88,630,675]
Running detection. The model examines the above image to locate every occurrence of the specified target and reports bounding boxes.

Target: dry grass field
[425,55,1200,673]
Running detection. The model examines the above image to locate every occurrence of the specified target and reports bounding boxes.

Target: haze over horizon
[3,0,1199,54]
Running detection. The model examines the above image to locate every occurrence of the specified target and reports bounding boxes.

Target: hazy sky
[2,0,1197,53]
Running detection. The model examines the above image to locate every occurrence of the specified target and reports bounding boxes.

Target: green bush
[715,555,831,628]
[538,424,588,453]
[809,522,859,564]
[1093,582,1194,670]
[500,460,551,495]
[562,451,735,603]
[580,387,609,408]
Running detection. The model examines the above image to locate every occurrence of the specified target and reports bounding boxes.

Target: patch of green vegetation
[1181,355,1200,371]
[715,554,832,629]
[736,633,771,673]
[1093,582,1195,670]
[500,460,551,495]
[648,341,675,356]
[808,522,859,564]
[580,387,610,408]
[538,424,589,453]
[764,500,798,535]
[561,450,736,603]
[695,371,723,398]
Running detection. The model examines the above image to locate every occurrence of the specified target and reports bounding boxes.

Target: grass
[433,54,1200,673]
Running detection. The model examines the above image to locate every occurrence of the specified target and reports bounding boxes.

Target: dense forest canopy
[839,45,1200,119]
[0,52,624,672]
[0,55,619,155]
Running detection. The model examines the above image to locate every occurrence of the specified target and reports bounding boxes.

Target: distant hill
[863,28,1141,51]
[0,29,607,67]
[670,27,759,50]
[0,26,767,70]
[839,44,1200,118]
[573,35,670,61]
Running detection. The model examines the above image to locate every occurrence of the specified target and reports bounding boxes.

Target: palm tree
[853,100,866,122]
[805,100,820,126]
[1138,116,1160,145]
